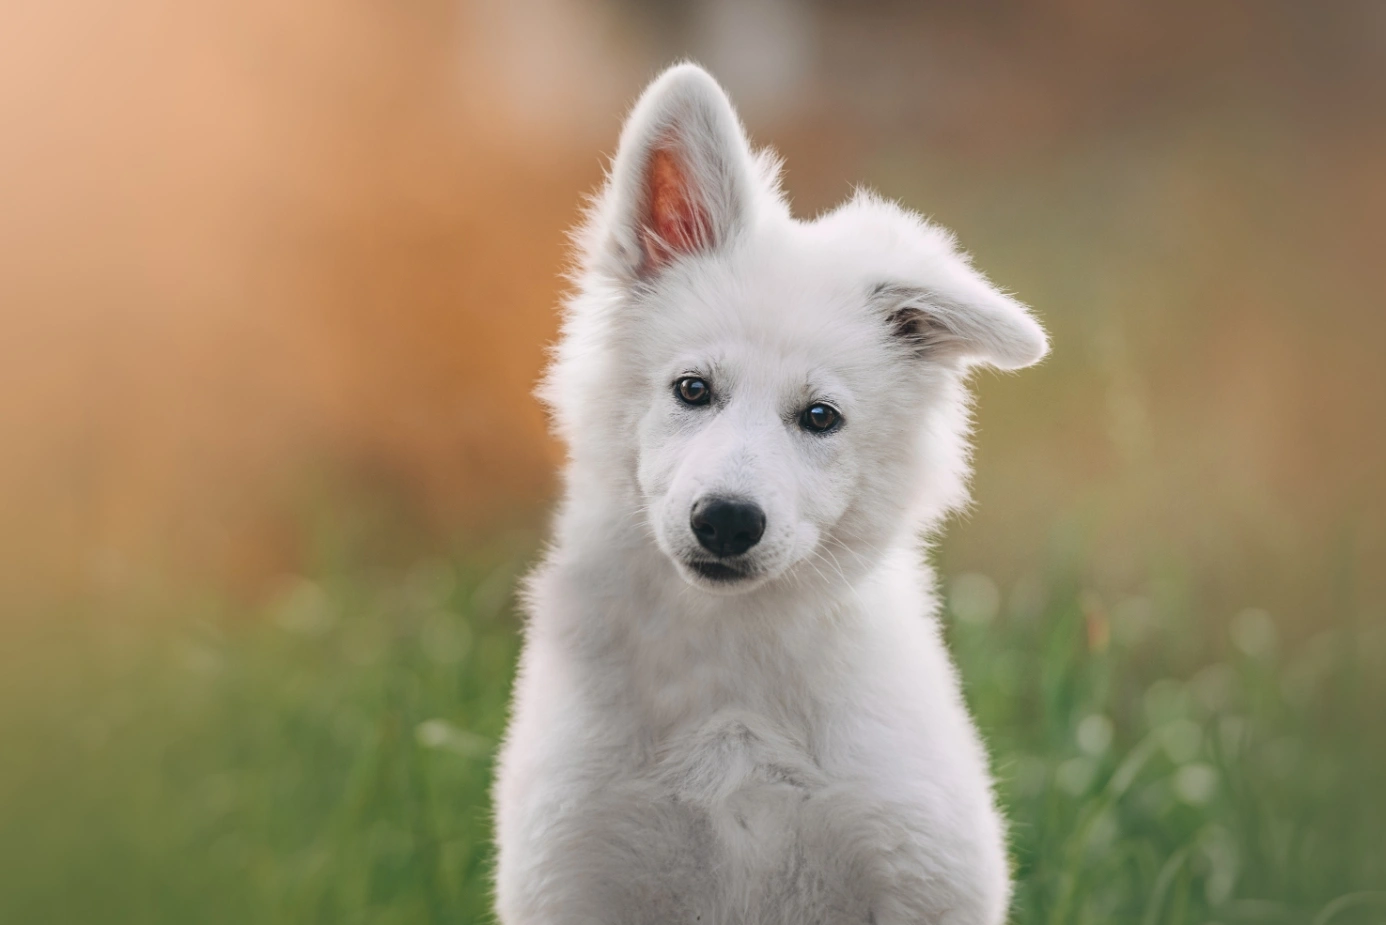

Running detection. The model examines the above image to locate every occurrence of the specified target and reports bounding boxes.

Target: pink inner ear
[639,146,714,273]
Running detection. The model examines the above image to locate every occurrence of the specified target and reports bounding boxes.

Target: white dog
[494,64,1048,925]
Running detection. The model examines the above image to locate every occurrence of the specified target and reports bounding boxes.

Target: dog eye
[800,403,841,433]
[675,376,712,406]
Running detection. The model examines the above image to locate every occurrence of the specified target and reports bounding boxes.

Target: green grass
[1,550,1382,924]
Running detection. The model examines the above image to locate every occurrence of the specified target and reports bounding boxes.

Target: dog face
[630,259,867,592]
[546,65,1048,594]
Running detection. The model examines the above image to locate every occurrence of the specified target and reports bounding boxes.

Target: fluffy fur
[493,64,1048,925]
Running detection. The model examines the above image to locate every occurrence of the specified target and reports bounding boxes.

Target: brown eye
[800,402,841,433]
[675,376,711,406]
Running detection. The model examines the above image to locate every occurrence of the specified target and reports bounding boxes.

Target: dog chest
[629,710,876,923]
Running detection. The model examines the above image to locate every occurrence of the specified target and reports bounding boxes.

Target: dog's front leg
[496,783,719,925]
[862,857,1011,925]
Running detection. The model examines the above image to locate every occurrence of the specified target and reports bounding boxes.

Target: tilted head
[544,64,1047,596]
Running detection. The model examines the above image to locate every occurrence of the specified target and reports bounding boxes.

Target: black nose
[690,497,766,558]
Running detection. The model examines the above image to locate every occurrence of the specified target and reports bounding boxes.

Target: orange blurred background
[2,0,1383,614]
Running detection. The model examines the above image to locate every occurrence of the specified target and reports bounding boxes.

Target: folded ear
[597,64,757,280]
[874,281,1049,371]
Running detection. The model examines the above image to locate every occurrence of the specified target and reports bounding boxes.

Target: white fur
[494,64,1048,925]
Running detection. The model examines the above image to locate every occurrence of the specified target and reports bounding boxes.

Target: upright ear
[874,279,1049,371]
[596,64,757,280]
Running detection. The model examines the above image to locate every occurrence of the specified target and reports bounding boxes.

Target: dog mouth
[685,558,754,583]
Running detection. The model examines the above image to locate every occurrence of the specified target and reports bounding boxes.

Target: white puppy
[494,64,1048,925]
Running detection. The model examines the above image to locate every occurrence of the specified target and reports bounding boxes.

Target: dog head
[545,64,1047,595]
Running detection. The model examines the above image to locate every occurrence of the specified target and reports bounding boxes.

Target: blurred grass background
[2,548,1381,923]
[1,1,1383,922]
